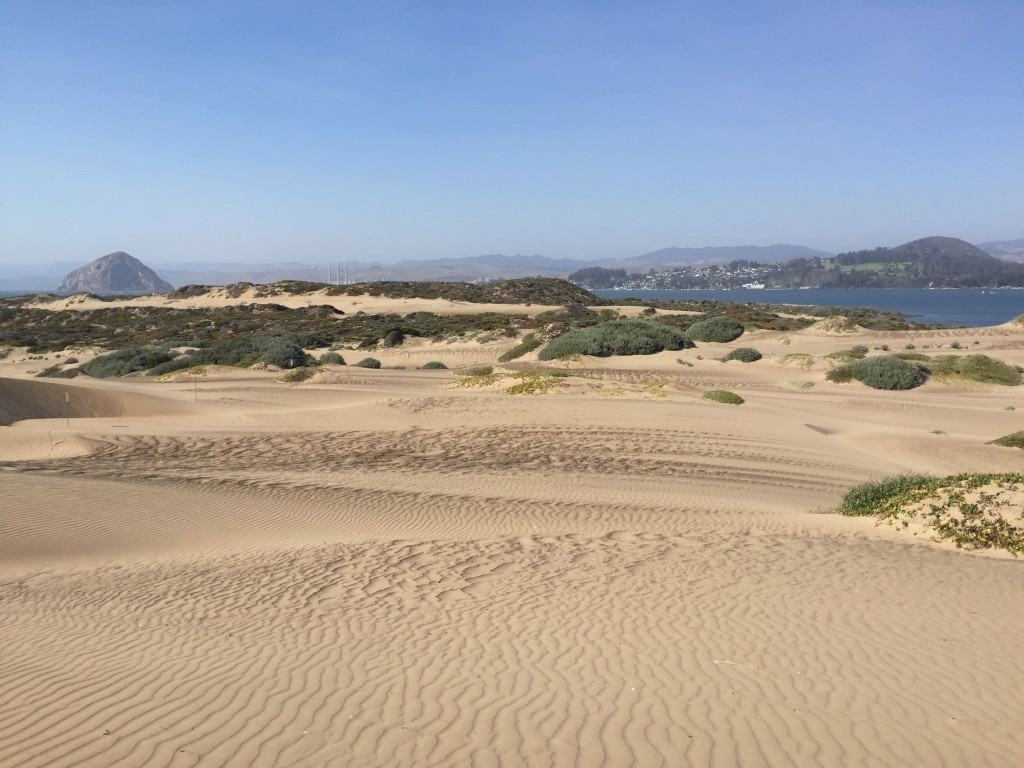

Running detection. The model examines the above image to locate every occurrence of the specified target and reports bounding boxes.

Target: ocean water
[594,288,1024,328]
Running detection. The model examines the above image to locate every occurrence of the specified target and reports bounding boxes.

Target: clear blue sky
[2,0,1021,266]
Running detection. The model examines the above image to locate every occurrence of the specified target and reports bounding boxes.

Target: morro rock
[59,252,174,293]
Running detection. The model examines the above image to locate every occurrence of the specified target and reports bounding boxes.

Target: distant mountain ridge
[0,237,1019,291]
[59,252,173,293]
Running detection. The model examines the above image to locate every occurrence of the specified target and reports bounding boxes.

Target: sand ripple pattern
[4,529,1023,768]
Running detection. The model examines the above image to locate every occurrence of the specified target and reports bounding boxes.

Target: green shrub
[382,329,405,347]
[261,338,309,368]
[35,365,63,378]
[354,357,381,368]
[702,390,744,405]
[319,351,346,365]
[894,352,931,362]
[723,347,761,363]
[989,432,1024,449]
[80,347,176,378]
[538,319,693,360]
[455,365,493,376]
[837,474,936,516]
[851,345,869,355]
[904,343,916,350]
[686,316,744,343]
[280,366,317,383]
[926,354,1022,386]
[419,361,448,370]
[848,356,925,390]
[497,334,542,362]
[950,340,961,349]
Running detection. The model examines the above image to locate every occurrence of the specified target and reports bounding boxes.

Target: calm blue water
[595,288,1024,327]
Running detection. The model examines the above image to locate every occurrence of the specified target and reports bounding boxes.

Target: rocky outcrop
[59,252,174,293]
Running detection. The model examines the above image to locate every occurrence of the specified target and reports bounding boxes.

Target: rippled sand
[2,317,1023,767]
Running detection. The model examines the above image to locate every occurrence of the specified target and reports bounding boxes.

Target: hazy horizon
[2,2,1022,267]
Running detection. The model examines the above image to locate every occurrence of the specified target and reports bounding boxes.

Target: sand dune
[2,323,1023,767]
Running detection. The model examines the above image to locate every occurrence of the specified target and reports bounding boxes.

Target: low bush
[989,432,1024,449]
[686,316,744,343]
[851,345,869,355]
[723,347,761,363]
[280,366,317,383]
[926,354,1022,386]
[894,352,931,362]
[849,356,925,390]
[354,357,381,368]
[702,390,744,405]
[319,351,346,365]
[382,329,405,347]
[419,361,448,370]
[538,319,693,360]
[497,334,542,362]
[455,365,493,376]
[262,338,309,368]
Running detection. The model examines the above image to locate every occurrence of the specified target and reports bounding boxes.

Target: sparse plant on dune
[497,334,542,362]
[354,357,381,369]
[419,361,448,370]
[702,390,744,405]
[989,432,1024,449]
[280,367,317,383]
[837,473,1024,555]
[723,347,761,363]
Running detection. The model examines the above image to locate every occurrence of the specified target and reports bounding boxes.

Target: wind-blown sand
[2,308,1023,767]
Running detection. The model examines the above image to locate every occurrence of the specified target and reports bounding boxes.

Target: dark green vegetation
[318,352,346,365]
[828,352,1022,389]
[80,347,178,378]
[497,334,543,362]
[722,347,762,363]
[826,355,925,390]
[171,277,602,306]
[538,319,694,360]
[989,432,1024,450]
[0,302,532,354]
[837,473,1024,556]
[354,357,381,369]
[419,361,448,370]
[702,390,744,405]
[685,316,745,343]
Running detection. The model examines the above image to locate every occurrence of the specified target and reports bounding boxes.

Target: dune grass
[989,432,1024,449]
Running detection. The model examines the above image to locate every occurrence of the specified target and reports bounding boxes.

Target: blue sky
[2,0,1021,266]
